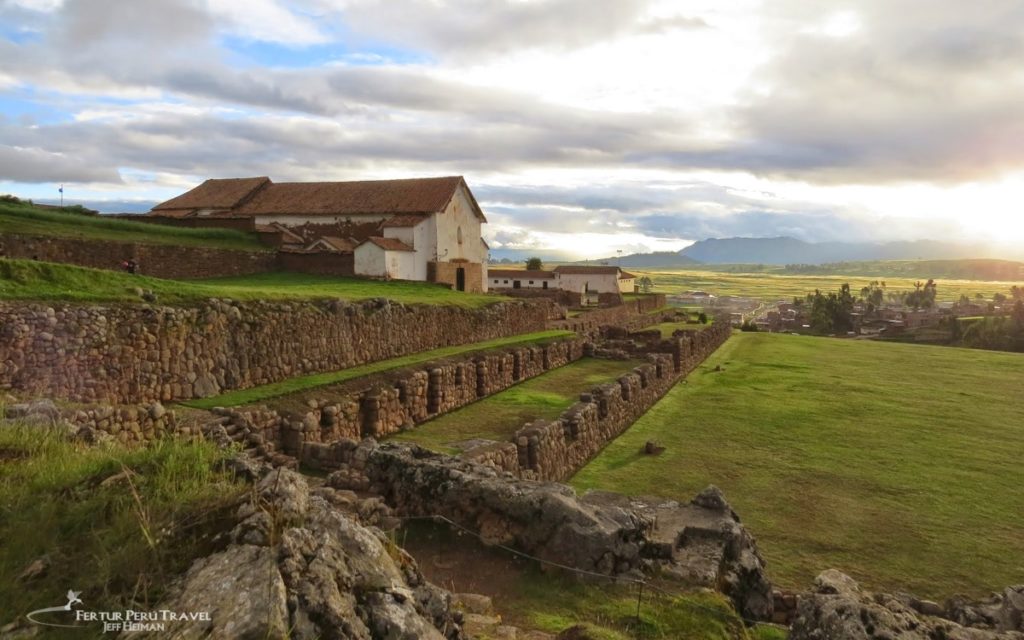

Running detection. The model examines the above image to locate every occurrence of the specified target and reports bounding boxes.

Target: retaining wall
[0,298,551,404]
[220,337,589,464]
[302,323,731,482]
[465,322,731,481]
[1,233,276,279]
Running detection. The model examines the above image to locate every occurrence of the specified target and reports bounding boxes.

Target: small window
[457,226,463,244]
[529,281,534,285]
[503,280,508,284]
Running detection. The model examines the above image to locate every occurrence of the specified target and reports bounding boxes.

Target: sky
[1,0,1023,259]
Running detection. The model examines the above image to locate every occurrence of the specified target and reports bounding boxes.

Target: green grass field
[0,199,266,251]
[637,267,1023,303]
[572,332,1024,598]
[184,330,573,409]
[0,260,503,307]
[390,358,643,453]
[0,423,243,625]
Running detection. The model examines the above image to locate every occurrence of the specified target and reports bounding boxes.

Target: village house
[487,269,556,290]
[551,265,637,294]
[487,265,637,296]
[149,176,489,292]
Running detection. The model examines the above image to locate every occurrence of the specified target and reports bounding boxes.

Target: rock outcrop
[790,570,1024,640]
[135,466,466,639]
[329,439,774,621]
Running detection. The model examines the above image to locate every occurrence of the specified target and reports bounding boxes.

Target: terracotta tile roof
[488,269,555,279]
[151,175,488,221]
[255,222,304,244]
[382,214,429,228]
[313,236,356,252]
[553,265,621,275]
[360,236,415,252]
[152,177,270,212]
[619,271,637,279]
[237,176,481,218]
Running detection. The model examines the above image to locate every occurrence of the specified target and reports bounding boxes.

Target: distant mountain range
[603,236,1010,267]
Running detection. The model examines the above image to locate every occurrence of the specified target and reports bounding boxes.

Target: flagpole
[59,184,63,208]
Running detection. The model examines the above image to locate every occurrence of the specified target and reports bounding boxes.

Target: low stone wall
[552,304,662,333]
[212,337,588,464]
[466,323,731,481]
[325,440,774,621]
[2,398,204,445]
[0,298,551,404]
[276,250,355,276]
[1,233,277,279]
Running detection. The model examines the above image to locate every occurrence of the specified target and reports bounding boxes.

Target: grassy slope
[572,333,1024,598]
[0,424,244,625]
[0,200,266,251]
[184,330,573,409]
[637,267,1024,302]
[0,260,503,307]
[390,358,643,453]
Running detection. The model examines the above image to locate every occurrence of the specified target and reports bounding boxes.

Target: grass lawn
[0,423,244,625]
[0,260,503,307]
[183,330,574,409]
[572,332,1024,598]
[390,358,643,453]
[0,200,266,251]
[636,267,1023,303]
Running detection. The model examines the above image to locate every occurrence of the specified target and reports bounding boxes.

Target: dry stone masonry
[326,440,774,622]
[212,337,587,464]
[0,298,551,404]
[1,232,277,279]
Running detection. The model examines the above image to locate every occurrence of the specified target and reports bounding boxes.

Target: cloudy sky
[2,0,1023,258]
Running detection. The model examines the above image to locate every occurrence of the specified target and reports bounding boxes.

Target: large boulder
[790,570,1024,640]
[133,466,465,639]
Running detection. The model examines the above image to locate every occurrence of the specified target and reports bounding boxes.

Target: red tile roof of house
[553,265,621,275]
[311,236,356,252]
[382,214,429,228]
[488,269,555,279]
[619,271,637,279]
[153,176,486,221]
[152,177,271,212]
[360,236,415,252]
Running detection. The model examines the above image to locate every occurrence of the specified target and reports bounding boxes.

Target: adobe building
[149,176,489,292]
[488,265,637,295]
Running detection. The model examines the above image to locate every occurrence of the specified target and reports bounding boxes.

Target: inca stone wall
[300,324,731,482]
[1,233,277,279]
[208,337,587,465]
[468,322,732,481]
[0,298,552,404]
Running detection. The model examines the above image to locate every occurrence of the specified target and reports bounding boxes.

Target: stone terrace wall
[235,338,588,465]
[1,233,277,279]
[465,322,732,481]
[0,298,551,404]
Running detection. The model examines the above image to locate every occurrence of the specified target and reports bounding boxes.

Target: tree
[993,292,1007,305]
[637,276,654,293]
[1011,285,1023,301]
[698,312,708,324]
[525,257,543,270]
